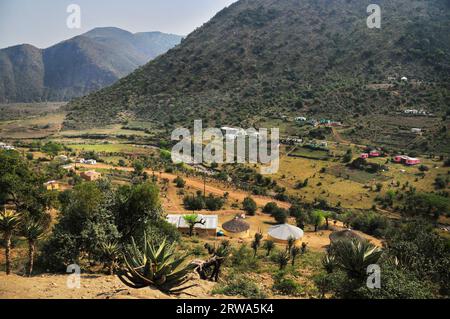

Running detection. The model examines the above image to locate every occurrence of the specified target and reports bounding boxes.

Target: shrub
[272,208,288,224]
[205,194,225,211]
[243,197,257,215]
[272,271,302,296]
[213,274,266,299]
[183,195,205,211]
[173,176,186,188]
[262,202,278,214]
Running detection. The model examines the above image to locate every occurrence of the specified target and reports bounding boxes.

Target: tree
[286,236,296,253]
[196,241,231,282]
[343,149,353,163]
[41,142,63,159]
[321,211,334,229]
[205,194,224,211]
[41,182,120,271]
[251,232,263,257]
[242,197,257,215]
[290,246,301,266]
[310,210,325,232]
[20,215,49,276]
[290,205,307,229]
[132,160,145,176]
[0,210,21,275]
[263,240,275,256]
[275,251,290,270]
[114,182,162,242]
[262,202,278,214]
[183,194,205,211]
[183,214,205,237]
[272,208,288,224]
[0,150,52,216]
[434,177,447,190]
[375,183,383,192]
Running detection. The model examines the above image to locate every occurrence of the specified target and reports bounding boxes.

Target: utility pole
[203,173,206,198]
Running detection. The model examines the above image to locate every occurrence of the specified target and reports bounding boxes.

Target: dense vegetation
[1,149,450,299]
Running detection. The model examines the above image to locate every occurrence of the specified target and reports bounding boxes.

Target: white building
[166,214,218,236]
[84,159,97,165]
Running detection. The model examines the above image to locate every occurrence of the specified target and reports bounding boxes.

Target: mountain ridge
[0,27,183,102]
[64,0,450,130]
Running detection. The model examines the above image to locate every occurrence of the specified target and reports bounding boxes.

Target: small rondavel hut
[222,217,250,238]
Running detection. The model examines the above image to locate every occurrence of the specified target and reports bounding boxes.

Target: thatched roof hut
[329,229,364,244]
[268,224,304,244]
[222,218,250,238]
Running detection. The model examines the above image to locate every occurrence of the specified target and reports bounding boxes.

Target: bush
[262,202,278,214]
[435,177,447,190]
[272,272,302,296]
[205,194,225,211]
[272,208,288,224]
[39,232,80,272]
[229,244,260,272]
[213,274,266,299]
[173,176,186,188]
[243,197,257,215]
[349,212,388,237]
[183,195,205,210]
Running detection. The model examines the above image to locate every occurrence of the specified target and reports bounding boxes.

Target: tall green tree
[310,210,325,232]
[183,214,205,237]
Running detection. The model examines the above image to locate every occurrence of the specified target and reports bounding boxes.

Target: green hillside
[65,0,450,132]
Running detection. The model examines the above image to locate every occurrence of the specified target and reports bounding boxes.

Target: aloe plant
[0,210,21,275]
[275,250,290,270]
[21,218,47,276]
[117,236,196,294]
[331,239,383,281]
[100,241,121,275]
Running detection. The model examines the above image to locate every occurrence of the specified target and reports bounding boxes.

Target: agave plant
[117,236,197,294]
[0,210,22,275]
[332,239,383,281]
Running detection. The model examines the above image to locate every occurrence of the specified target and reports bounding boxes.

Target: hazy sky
[0,0,238,49]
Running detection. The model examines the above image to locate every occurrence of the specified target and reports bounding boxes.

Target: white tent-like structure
[268,224,304,244]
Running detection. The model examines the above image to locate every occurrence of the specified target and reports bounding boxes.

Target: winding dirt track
[78,163,290,209]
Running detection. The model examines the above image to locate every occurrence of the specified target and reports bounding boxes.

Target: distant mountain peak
[0,28,183,103]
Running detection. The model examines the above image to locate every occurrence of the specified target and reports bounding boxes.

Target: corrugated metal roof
[268,224,304,240]
[166,214,218,230]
